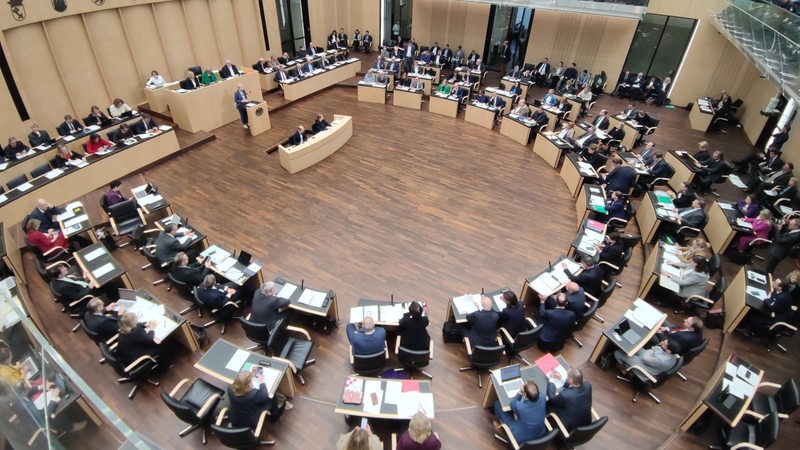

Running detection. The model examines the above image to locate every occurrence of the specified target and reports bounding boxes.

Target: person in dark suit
[197,274,240,309]
[84,105,111,127]
[83,297,120,342]
[637,152,671,189]
[250,281,292,332]
[27,123,54,148]
[590,110,610,131]
[637,141,657,166]
[52,142,84,168]
[57,115,85,136]
[170,252,211,286]
[398,301,430,351]
[497,291,526,337]
[602,157,637,194]
[312,113,331,133]
[347,316,386,355]
[766,218,800,273]
[736,146,782,176]
[564,255,604,299]
[669,181,697,209]
[30,199,60,232]
[228,370,286,438]
[537,293,576,352]
[677,198,708,229]
[561,282,586,319]
[743,278,793,335]
[305,42,318,57]
[116,312,161,367]
[48,265,98,302]
[362,31,373,54]
[749,163,794,198]
[619,103,637,120]
[181,70,202,90]
[546,367,593,432]
[760,176,797,206]
[533,57,551,86]
[770,125,790,151]
[154,223,195,263]
[112,123,135,144]
[253,58,270,74]
[693,150,728,194]
[605,123,625,145]
[233,83,249,128]
[492,379,546,444]
[4,137,29,160]
[462,297,499,349]
[655,316,703,353]
[595,232,625,268]
[499,40,511,76]
[289,125,306,145]
[219,60,239,79]
[132,113,158,134]
[570,126,598,151]
[578,145,606,170]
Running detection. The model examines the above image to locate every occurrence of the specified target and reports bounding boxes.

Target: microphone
[548,260,553,272]
[481,287,484,295]
[301,279,304,290]
[391,294,394,306]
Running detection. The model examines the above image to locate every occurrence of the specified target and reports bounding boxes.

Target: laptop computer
[119,110,134,119]
[237,250,252,266]
[615,319,639,344]
[144,182,158,195]
[500,365,523,397]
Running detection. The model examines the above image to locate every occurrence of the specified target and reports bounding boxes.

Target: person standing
[234,83,249,129]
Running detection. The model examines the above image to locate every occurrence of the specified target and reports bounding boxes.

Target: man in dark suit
[749,162,794,198]
[533,57,551,86]
[274,65,292,84]
[57,115,85,136]
[4,137,29,160]
[170,252,211,286]
[398,301,430,351]
[537,293,576,352]
[347,316,386,355]
[771,125,790,151]
[499,40,511,76]
[547,368,593,431]
[154,223,195,263]
[250,281,292,331]
[84,297,120,342]
[637,152,671,189]
[305,42,318,57]
[113,123,135,144]
[693,150,729,194]
[570,126,598,151]
[602,157,637,194]
[677,198,708,229]
[497,291,526,337]
[655,316,704,353]
[620,103,637,120]
[743,278,793,335]
[590,109,610,131]
[766,218,800,273]
[49,265,98,302]
[196,274,240,309]
[289,125,306,145]
[362,31,373,54]
[462,296,499,350]
[564,255,603,298]
[337,28,348,47]
[219,60,239,79]
[30,199,60,232]
[252,58,270,74]
[180,70,201,90]
[385,57,400,76]
[27,123,54,148]
[596,232,625,268]
[132,113,158,134]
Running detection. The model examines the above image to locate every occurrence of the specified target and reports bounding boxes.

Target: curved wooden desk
[278,115,353,174]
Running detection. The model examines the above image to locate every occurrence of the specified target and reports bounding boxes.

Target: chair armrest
[525,317,538,328]
[757,381,782,390]
[625,364,658,383]
[391,433,397,450]
[196,392,222,418]
[731,443,765,450]
[749,238,773,246]
[684,295,715,305]
[650,177,671,185]
[42,246,69,256]
[349,346,354,364]
[774,198,789,206]
[464,337,472,356]
[287,325,312,340]
[429,340,434,359]
[109,217,120,235]
[168,378,191,398]
[591,407,600,421]
[215,407,228,426]
[384,343,390,359]
[394,335,400,354]
[546,412,571,437]
[137,208,147,225]
[144,228,160,234]
[68,295,94,309]
[769,321,798,332]
[677,226,701,234]
[44,260,71,271]
[598,261,620,272]
[254,409,270,438]
[123,354,158,373]
[585,292,599,302]
[742,409,766,421]
[105,333,118,345]
[496,336,504,347]
[606,217,628,227]
[498,327,515,345]
[499,423,521,450]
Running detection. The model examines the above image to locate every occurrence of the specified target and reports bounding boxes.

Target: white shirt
[146,75,165,87]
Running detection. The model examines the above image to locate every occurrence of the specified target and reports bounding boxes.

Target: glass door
[622,14,696,85]
[275,0,311,56]
[382,0,413,47]
[483,6,533,71]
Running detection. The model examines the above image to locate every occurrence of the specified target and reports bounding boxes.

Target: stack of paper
[492,293,507,311]
[452,294,481,315]
[277,282,298,299]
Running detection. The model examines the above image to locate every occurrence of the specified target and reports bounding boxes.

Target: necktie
[68,122,75,133]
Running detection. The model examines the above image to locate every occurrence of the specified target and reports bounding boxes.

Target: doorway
[275,0,310,56]
[382,0,413,47]
[483,6,534,71]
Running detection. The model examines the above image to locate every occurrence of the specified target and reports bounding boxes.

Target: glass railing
[0,277,155,450]
[461,0,649,19]
[713,0,800,105]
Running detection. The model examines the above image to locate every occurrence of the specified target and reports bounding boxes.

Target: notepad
[83,247,107,262]
[92,263,115,278]
[225,349,249,371]
[63,215,87,228]
[277,282,298,299]
[746,271,767,285]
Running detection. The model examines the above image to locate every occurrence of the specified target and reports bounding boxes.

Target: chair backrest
[267,318,291,354]
[7,173,28,190]
[107,198,140,223]
[239,317,271,347]
[99,194,110,214]
[512,325,542,353]
[160,392,198,425]
[577,300,600,330]
[682,338,708,366]
[143,244,171,274]
[598,278,617,308]
[654,356,684,387]
[563,416,608,447]
[708,253,721,277]
[755,411,780,447]
[469,344,505,369]
[709,276,727,301]
[80,317,102,345]
[397,345,431,370]
[168,273,193,300]
[775,378,800,415]
[619,234,641,252]
[188,65,202,76]
[519,427,559,449]
[30,163,51,178]
[99,342,126,377]
[210,423,258,449]
[352,349,386,376]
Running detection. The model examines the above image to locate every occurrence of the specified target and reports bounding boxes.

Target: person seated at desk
[84,297,121,342]
[556,122,576,141]
[637,141,657,166]
[591,71,607,95]
[748,162,795,198]
[614,338,681,377]
[602,157,637,194]
[31,198,60,232]
[492,379,546,444]
[289,125,307,146]
[170,251,210,286]
[145,70,165,88]
[761,177,797,206]
[48,264,100,303]
[386,57,400,76]
[201,67,218,85]
[545,282,585,319]
[547,367,593,432]
[26,218,70,254]
[603,122,625,147]
[108,98,132,118]
[312,114,331,134]
[739,277,793,337]
[197,274,240,309]
[396,71,411,88]
[112,123,135,145]
[765,218,800,273]
[101,180,125,208]
[397,412,441,450]
[536,293,576,352]
[677,198,708,231]
[498,291,526,337]
[619,103,637,121]
[597,190,626,224]
[564,255,604,300]
[85,105,111,127]
[410,76,425,92]
[347,316,387,355]
[117,312,163,367]
[461,296,499,349]
[315,54,331,70]
[542,89,558,107]
[337,425,383,450]
[589,109,610,131]
[655,316,704,353]
[419,50,431,64]
[667,181,697,209]
[735,194,760,218]
[250,281,292,331]
[296,56,315,76]
[85,133,112,155]
[274,65,293,84]
[431,49,447,67]
[693,140,711,163]
[559,79,577,96]
[228,370,288,445]
[180,70,202,90]
[636,152,671,189]
[398,301,430,351]
[509,99,530,118]
[570,126,598,151]
[362,69,377,84]
[575,86,593,117]
[305,42,318,57]
[662,256,711,303]
[28,123,54,148]
[4,136,29,159]
[219,60,240,79]
[508,65,522,79]
[351,29,361,52]
[735,146,782,176]
[675,238,712,266]
[436,80,451,96]
[692,150,728,195]
[132,113,158,135]
[410,61,424,76]
[594,232,625,268]
[154,223,195,263]
[530,107,548,130]
[52,142,84,168]
[57,115,86,137]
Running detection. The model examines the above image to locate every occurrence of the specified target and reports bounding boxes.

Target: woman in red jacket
[25,218,69,254]
[85,133,112,154]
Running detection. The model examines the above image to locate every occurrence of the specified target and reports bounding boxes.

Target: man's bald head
[363,316,375,331]
[481,297,492,311]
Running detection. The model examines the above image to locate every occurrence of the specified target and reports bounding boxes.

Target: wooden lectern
[246,101,271,136]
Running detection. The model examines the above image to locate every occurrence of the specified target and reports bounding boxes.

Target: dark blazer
[679,207,708,229]
[274,70,291,83]
[250,292,290,331]
[154,231,188,263]
[398,314,430,351]
[219,64,239,79]
[599,242,625,267]
[132,118,157,134]
[465,309,499,348]
[604,166,637,193]
[603,198,626,223]
[769,228,800,260]
[289,130,305,145]
[31,206,59,231]
[196,284,230,309]
[565,265,603,298]
[28,129,53,147]
[227,383,275,429]
[52,278,92,301]
[312,119,330,134]
[672,190,696,209]
[607,127,625,141]
[538,304,576,349]
[252,60,269,74]
[4,143,29,159]
[84,311,119,342]
[657,327,702,353]
[181,75,201,90]
[564,288,586,318]
[84,112,111,127]
[117,325,158,366]
[170,264,211,287]
[498,303,526,337]
[575,133,598,150]
[547,382,593,431]
[57,119,84,136]
[591,116,609,131]
[648,159,671,179]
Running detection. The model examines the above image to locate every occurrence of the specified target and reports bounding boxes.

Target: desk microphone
[301,279,304,290]
[391,294,394,306]
[481,287,484,295]
[548,260,553,272]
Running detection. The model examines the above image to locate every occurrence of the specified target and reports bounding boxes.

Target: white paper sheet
[277,283,298,299]
[92,263,115,278]
[225,349,249,371]
[83,247,107,262]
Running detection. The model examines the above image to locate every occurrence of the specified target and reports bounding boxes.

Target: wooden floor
[18,58,800,450]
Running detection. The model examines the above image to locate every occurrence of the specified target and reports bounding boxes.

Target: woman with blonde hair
[228,369,287,437]
[397,412,441,449]
[694,140,711,163]
[25,217,69,254]
[116,312,160,367]
[336,424,382,450]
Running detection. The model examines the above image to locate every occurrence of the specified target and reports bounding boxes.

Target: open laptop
[115,288,138,311]
[615,319,639,344]
[500,364,523,397]
[118,110,134,119]
[237,250,252,266]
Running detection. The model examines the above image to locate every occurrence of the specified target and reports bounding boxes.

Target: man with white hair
[462,296,499,349]
[250,281,292,331]
[346,315,386,355]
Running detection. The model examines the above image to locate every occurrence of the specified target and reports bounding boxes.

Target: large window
[483,6,534,70]
[275,0,310,56]
[622,14,696,83]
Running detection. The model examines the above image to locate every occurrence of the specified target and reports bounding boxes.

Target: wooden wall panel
[260,0,282,55]
[84,10,142,109]
[308,0,377,52]
[152,1,195,80]
[232,0,263,63]
[412,0,489,56]
[182,0,219,70]
[208,0,243,64]
[119,5,170,87]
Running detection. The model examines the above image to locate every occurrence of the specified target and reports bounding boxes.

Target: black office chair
[765,319,797,353]
[590,278,617,323]
[168,273,198,315]
[49,279,92,333]
[606,198,636,232]
[99,341,159,399]
[547,409,609,450]
[239,317,271,352]
[267,318,315,385]
[715,411,779,450]
[499,317,542,365]
[350,345,388,376]
[494,424,559,450]
[676,275,726,315]
[29,163,51,178]
[23,216,71,264]
[107,199,146,248]
[6,173,28,190]
[79,317,112,365]
[676,215,709,243]
[161,378,224,445]
[570,298,599,348]
[615,355,683,404]
[676,338,709,381]
[141,241,171,286]
[193,286,240,334]
[749,378,799,420]
[188,65,202,76]
[459,338,505,388]
[211,407,275,448]
[708,253,722,277]
[644,163,676,191]
[394,335,433,379]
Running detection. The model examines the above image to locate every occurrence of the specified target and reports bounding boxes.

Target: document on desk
[92,263,116,279]
[662,251,682,265]
[452,294,481,315]
[730,377,755,399]
[225,349,250,371]
[200,245,230,264]
[661,264,683,279]
[177,235,192,245]
[745,286,768,301]
[530,276,559,295]
[277,282,298,299]
[64,215,88,228]
[384,381,402,405]
[216,257,237,273]
[362,380,384,415]
[718,202,735,211]
[350,307,364,323]
[746,271,767,285]
[153,316,178,342]
[16,182,33,192]
[735,218,752,229]
[84,247,107,262]
[298,289,326,308]
[492,294,507,311]
[631,299,663,329]
[659,274,680,293]
[379,305,404,323]
[44,168,64,180]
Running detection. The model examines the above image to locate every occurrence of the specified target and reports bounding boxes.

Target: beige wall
[412,0,490,57]
[524,10,637,83]
[307,0,379,51]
